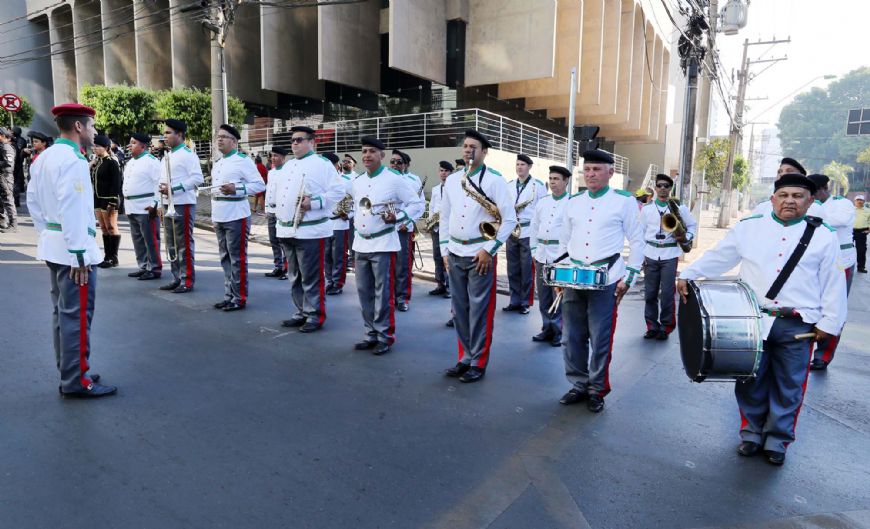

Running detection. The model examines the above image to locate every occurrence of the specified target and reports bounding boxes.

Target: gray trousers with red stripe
[215,217,250,305]
[164,204,195,287]
[325,229,349,289]
[562,283,618,397]
[355,251,395,345]
[448,253,497,369]
[506,236,534,307]
[812,265,853,365]
[47,262,96,392]
[281,237,326,325]
[395,229,414,304]
[643,256,678,333]
[128,213,162,272]
[738,317,814,453]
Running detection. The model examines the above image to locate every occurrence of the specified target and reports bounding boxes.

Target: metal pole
[566,67,578,190]
[717,38,749,228]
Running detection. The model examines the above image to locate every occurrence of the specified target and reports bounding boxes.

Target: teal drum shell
[542,265,608,290]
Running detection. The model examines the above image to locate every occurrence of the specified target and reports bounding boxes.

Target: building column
[102,0,137,85]
[49,5,77,104]
[72,0,105,90]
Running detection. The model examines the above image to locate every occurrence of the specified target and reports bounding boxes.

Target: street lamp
[746,74,837,123]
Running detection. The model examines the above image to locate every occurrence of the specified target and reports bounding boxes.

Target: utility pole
[205,2,234,136]
[566,67,578,192]
[676,5,709,207]
[717,37,789,228]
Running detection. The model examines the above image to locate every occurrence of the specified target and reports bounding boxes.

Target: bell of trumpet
[479,220,501,240]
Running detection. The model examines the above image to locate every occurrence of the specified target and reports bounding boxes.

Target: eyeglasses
[216,134,235,140]
[290,137,310,144]
[389,159,404,165]
[655,183,672,189]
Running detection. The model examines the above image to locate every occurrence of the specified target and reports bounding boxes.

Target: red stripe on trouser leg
[284,257,289,272]
[786,342,815,449]
[528,260,536,307]
[599,302,619,397]
[151,217,163,269]
[478,256,498,369]
[665,300,677,334]
[183,206,193,287]
[78,284,92,388]
[739,409,749,431]
[239,218,248,304]
[317,239,326,325]
[457,338,464,363]
[406,232,414,301]
[387,253,396,342]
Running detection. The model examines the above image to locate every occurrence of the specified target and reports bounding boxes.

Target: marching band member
[351,137,424,355]
[640,174,697,340]
[274,126,344,332]
[91,135,122,269]
[264,146,289,280]
[342,154,358,269]
[158,119,203,293]
[390,149,424,312]
[440,130,517,383]
[210,124,265,312]
[753,158,820,217]
[807,173,855,370]
[678,174,847,465]
[27,103,117,397]
[123,133,163,281]
[528,165,571,347]
[324,152,353,296]
[504,154,546,314]
[557,149,644,411]
[427,161,452,298]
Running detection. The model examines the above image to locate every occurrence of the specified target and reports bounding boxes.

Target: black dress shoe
[222,302,245,312]
[264,268,284,278]
[550,335,562,347]
[445,319,455,327]
[214,300,231,309]
[282,318,306,328]
[160,281,181,291]
[459,367,485,383]
[587,395,605,413]
[810,359,828,371]
[445,362,470,377]
[764,450,786,466]
[519,305,530,315]
[429,286,447,296]
[737,441,761,457]
[858,268,868,273]
[138,271,160,280]
[643,329,658,339]
[502,304,521,312]
[354,340,378,350]
[532,331,553,342]
[655,330,669,341]
[61,383,118,399]
[128,270,146,278]
[299,322,321,333]
[172,285,193,294]
[373,343,391,355]
[559,388,588,405]
[397,302,409,312]
[326,287,343,295]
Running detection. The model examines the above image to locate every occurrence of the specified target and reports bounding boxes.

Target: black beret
[130,132,151,145]
[582,149,614,165]
[549,165,571,178]
[807,174,829,188]
[517,154,533,165]
[392,149,410,164]
[164,119,187,134]
[780,157,806,176]
[464,129,492,149]
[439,161,454,172]
[455,159,466,166]
[655,173,674,186]
[323,152,340,164]
[291,125,315,136]
[219,124,241,140]
[774,173,817,194]
[361,136,385,150]
[94,135,111,148]
[343,153,357,163]
[27,130,50,142]
[271,146,288,156]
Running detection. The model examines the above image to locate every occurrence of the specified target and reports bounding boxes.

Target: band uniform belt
[213,196,246,202]
[646,240,678,248]
[840,243,854,250]
[355,226,395,240]
[761,307,802,319]
[536,238,559,245]
[125,192,154,200]
[451,235,488,245]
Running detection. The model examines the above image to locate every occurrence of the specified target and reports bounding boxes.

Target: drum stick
[548,291,563,314]
[794,333,816,340]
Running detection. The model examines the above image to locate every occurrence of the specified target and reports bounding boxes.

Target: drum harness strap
[762,215,822,316]
[553,252,620,269]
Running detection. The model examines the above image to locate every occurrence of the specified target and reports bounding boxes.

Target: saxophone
[330,193,354,220]
[424,211,440,232]
[661,198,693,253]
[510,181,537,240]
[461,172,502,240]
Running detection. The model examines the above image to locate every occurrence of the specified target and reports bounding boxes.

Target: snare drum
[542,264,608,290]
[678,280,763,382]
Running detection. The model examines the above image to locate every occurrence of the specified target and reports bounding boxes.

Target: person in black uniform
[90,135,122,268]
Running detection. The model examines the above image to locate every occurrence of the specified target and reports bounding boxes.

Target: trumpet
[196,182,242,196]
[661,198,693,253]
[358,197,397,221]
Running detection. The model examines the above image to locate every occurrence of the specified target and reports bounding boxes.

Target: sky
[712,0,869,136]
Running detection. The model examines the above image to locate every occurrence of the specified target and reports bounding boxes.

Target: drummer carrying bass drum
[678,173,847,466]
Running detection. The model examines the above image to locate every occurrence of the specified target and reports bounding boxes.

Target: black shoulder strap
[765,216,821,300]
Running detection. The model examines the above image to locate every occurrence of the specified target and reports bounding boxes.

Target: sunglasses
[655,183,672,189]
[290,137,310,144]
[390,159,404,165]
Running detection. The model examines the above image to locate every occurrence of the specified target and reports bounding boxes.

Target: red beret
[51,103,96,118]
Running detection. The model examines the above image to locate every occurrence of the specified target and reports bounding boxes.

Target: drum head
[678,284,708,382]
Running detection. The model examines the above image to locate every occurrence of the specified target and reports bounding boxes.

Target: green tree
[696,137,747,190]
[154,88,247,140]
[777,67,870,173]
[79,84,158,140]
[1,96,34,128]
[821,161,853,195]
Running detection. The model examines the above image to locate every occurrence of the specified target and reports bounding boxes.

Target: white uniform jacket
[161,143,203,206]
[210,149,265,223]
[530,191,569,264]
[428,181,445,230]
[264,163,284,215]
[273,151,345,239]
[508,176,546,239]
[816,196,857,268]
[640,199,698,261]
[680,212,847,338]
[557,186,645,287]
[439,165,518,258]
[27,138,103,267]
[351,165,425,253]
[399,171,425,233]
[122,151,161,215]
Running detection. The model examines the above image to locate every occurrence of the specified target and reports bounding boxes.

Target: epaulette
[237,152,248,158]
[340,174,351,181]
[614,189,633,197]
[814,199,822,205]
[387,167,402,175]
[182,146,192,152]
[146,153,157,160]
[739,214,763,222]
[571,191,587,198]
[833,196,845,200]
[488,168,502,176]
[821,222,836,232]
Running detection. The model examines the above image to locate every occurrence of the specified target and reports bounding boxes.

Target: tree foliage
[696,137,749,190]
[154,87,247,140]
[821,161,853,195]
[1,96,34,128]
[777,67,870,174]
[79,84,158,140]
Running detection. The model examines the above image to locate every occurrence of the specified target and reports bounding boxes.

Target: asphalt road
[1,214,868,529]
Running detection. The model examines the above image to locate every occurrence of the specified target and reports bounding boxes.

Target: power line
[0,0,67,29]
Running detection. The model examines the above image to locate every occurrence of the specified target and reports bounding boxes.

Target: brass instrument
[358,196,397,221]
[424,211,440,232]
[195,181,242,196]
[160,149,178,263]
[330,193,354,220]
[661,198,693,253]
[418,175,428,195]
[510,180,537,240]
[461,173,502,240]
[283,174,308,237]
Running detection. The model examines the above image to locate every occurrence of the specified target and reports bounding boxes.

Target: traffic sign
[0,93,22,113]
[846,108,870,136]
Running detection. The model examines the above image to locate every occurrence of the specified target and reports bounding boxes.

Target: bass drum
[678,279,763,382]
